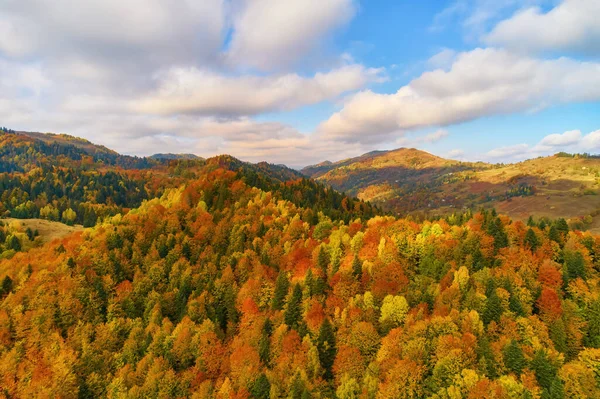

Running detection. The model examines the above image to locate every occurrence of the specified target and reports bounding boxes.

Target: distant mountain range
[302,147,600,232]
[4,129,600,231]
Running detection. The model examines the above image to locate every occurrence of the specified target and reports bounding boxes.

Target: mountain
[0,145,598,397]
[303,148,600,232]
[0,130,153,171]
[150,153,204,160]
[1,130,600,397]
[0,130,380,229]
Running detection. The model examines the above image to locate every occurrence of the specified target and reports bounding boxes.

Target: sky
[1,0,599,168]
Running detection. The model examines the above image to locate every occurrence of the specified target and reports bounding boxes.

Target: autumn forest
[1,130,600,399]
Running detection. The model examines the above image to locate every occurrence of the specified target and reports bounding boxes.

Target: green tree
[317,319,337,380]
[585,299,600,348]
[483,284,503,325]
[258,319,272,366]
[0,275,13,297]
[525,228,539,252]
[351,254,362,279]
[272,271,290,311]
[317,246,329,279]
[284,283,303,330]
[503,340,526,375]
[531,350,558,391]
[250,373,270,399]
[6,235,21,251]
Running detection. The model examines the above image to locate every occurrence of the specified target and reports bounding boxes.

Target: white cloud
[226,0,356,71]
[539,129,582,147]
[430,0,554,37]
[317,48,600,144]
[426,49,457,70]
[484,128,600,162]
[581,130,600,150]
[0,0,226,67]
[396,129,449,147]
[486,143,530,159]
[485,0,600,55]
[133,65,384,116]
[446,149,465,160]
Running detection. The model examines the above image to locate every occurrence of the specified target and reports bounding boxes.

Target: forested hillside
[1,161,600,398]
[303,148,600,232]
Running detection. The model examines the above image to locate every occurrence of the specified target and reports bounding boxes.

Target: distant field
[2,218,84,243]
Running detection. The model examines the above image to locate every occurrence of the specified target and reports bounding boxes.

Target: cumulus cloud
[396,129,449,147]
[539,129,582,147]
[227,0,357,71]
[426,49,457,70]
[430,0,554,36]
[484,128,600,162]
[446,149,465,160]
[0,0,226,69]
[133,65,384,116]
[317,48,600,144]
[486,143,530,159]
[485,0,600,55]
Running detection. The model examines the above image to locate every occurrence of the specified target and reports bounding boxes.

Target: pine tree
[531,350,557,391]
[585,299,600,348]
[525,228,539,252]
[284,284,303,330]
[483,286,503,325]
[250,373,271,399]
[317,319,336,380]
[0,275,13,297]
[259,319,272,366]
[317,246,329,280]
[541,378,565,399]
[272,271,290,311]
[548,225,561,243]
[503,340,526,375]
[351,254,362,279]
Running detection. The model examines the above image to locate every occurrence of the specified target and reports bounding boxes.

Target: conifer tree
[284,284,303,329]
[317,319,336,380]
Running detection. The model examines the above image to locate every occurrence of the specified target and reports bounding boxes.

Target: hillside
[0,130,380,228]
[1,160,599,397]
[150,153,204,161]
[303,149,600,231]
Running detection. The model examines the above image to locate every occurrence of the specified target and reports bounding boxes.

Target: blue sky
[0,0,599,167]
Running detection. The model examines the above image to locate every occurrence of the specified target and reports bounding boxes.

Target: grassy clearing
[2,218,84,243]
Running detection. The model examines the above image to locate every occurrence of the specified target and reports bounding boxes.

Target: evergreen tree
[585,299,600,348]
[317,246,329,279]
[284,283,303,330]
[483,284,503,325]
[527,215,536,227]
[476,336,498,378]
[564,250,586,281]
[250,373,271,399]
[503,340,527,375]
[259,319,273,366]
[272,271,290,311]
[531,350,557,391]
[351,254,362,279]
[541,378,565,399]
[487,217,508,252]
[7,235,21,251]
[548,225,561,244]
[525,228,539,252]
[317,319,336,380]
[0,275,13,297]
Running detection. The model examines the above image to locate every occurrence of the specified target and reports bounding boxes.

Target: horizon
[5,128,595,171]
[1,1,599,168]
